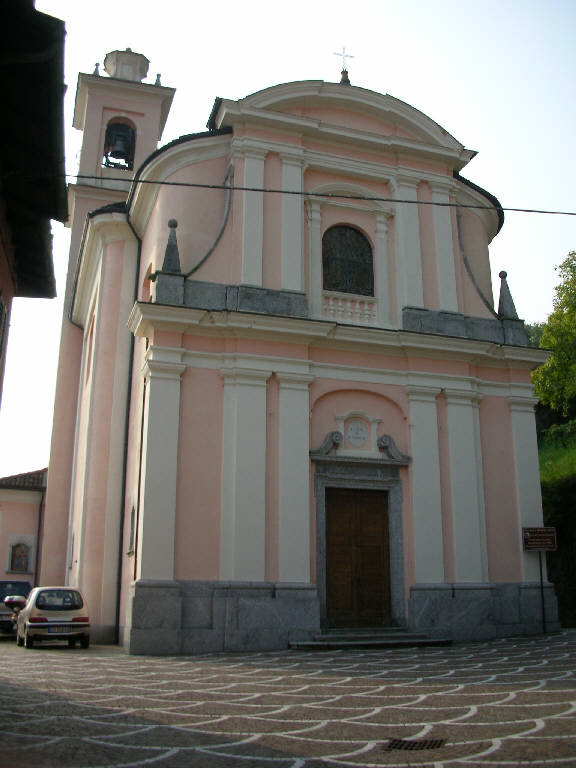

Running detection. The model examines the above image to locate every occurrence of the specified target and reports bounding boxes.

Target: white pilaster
[241,149,266,285]
[431,180,459,312]
[307,199,323,318]
[137,354,186,581]
[276,372,314,582]
[375,213,391,326]
[406,386,444,582]
[509,396,544,581]
[220,367,271,581]
[393,175,424,310]
[444,389,487,582]
[281,153,305,291]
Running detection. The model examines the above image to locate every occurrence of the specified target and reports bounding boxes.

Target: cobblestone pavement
[0,631,576,767]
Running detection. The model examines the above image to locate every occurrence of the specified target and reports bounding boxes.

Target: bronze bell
[104,122,134,166]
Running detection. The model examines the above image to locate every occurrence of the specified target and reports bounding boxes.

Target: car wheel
[68,638,76,648]
[80,635,89,649]
[24,630,33,649]
[16,632,24,647]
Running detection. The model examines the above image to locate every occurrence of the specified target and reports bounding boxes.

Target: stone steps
[290,627,452,650]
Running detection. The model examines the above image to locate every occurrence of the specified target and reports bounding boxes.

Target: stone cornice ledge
[127,302,545,367]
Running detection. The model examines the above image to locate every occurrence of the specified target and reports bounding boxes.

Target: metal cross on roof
[333,46,354,71]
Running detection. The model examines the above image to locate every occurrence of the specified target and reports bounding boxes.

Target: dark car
[0,581,32,634]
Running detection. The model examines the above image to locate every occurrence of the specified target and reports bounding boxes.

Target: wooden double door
[325,487,391,628]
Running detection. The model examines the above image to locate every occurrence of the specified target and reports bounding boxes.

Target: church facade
[41,50,559,653]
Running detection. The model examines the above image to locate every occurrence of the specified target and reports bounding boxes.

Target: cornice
[220,367,271,384]
[67,184,127,233]
[74,73,175,134]
[142,345,538,400]
[275,371,315,389]
[508,395,539,411]
[429,177,457,196]
[405,385,442,401]
[443,387,483,404]
[128,301,544,369]
[230,137,270,160]
[71,213,136,327]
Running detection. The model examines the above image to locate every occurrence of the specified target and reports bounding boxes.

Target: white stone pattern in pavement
[0,632,575,767]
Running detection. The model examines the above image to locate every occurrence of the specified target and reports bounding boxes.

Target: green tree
[525,322,546,348]
[532,251,576,415]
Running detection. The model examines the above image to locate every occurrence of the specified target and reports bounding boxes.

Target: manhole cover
[385,738,446,751]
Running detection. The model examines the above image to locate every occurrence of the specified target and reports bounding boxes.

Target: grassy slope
[539,441,576,483]
[539,438,576,626]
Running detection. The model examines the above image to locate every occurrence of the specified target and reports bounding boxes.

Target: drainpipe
[34,469,47,586]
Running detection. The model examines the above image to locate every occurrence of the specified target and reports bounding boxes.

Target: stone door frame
[311,433,409,630]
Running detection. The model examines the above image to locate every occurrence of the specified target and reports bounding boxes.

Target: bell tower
[71,48,175,203]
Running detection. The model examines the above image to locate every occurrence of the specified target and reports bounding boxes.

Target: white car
[16,587,90,649]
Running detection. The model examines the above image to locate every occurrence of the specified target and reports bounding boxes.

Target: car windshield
[0,581,31,601]
[35,590,83,611]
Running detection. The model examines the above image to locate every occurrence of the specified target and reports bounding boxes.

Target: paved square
[0,631,575,767]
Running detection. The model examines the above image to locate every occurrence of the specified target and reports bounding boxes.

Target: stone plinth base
[124,579,320,655]
[408,582,560,642]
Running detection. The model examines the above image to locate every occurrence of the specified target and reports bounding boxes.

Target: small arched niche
[103,117,136,170]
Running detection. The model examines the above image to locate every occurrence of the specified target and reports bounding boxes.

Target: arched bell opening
[102,118,136,170]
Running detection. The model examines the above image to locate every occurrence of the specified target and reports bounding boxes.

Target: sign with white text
[522,527,557,552]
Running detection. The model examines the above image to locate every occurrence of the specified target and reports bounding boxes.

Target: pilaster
[280,152,305,291]
[307,199,323,318]
[444,388,487,582]
[220,367,271,580]
[406,386,444,582]
[392,175,424,309]
[508,396,544,581]
[276,372,314,581]
[375,213,391,325]
[430,180,459,312]
[235,144,267,286]
[137,353,186,581]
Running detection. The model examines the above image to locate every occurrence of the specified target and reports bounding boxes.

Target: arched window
[103,118,135,170]
[322,225,374,296]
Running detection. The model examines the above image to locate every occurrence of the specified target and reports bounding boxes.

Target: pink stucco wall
[78,241,126,615]
[0,492,42,584]
[174,367,223,580]
[458,208,495,317]
[142,154,232,283]
[480,396,523,581]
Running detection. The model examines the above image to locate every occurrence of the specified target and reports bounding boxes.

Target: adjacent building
[0,469,47,588]
[0,1,67,406]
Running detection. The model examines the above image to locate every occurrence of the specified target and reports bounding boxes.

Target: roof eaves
[454,171,504,233]
[87,201,127,218]
[126,127,233,210]
[0,468,48,490]
[207,97,223,130]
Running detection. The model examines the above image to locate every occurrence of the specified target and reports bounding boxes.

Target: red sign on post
[522,527,557,552]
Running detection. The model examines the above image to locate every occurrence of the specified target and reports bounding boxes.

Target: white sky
[0,0,574,478]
